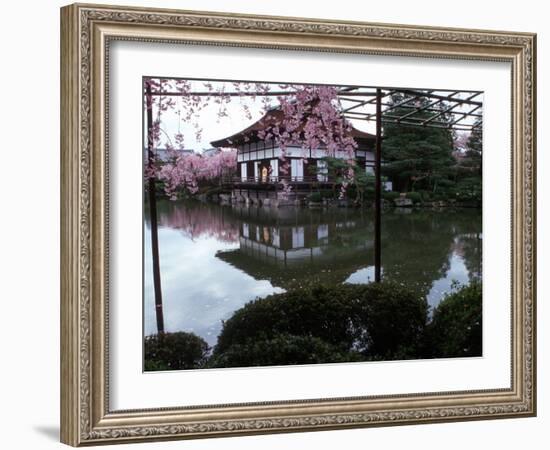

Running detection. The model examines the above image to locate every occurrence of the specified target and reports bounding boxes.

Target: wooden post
[146,83,165,334]
[374,88,382,282]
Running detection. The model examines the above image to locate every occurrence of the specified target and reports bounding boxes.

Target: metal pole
[146,83,165,334]
[374,88,382,282]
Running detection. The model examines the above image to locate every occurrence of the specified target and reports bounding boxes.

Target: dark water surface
[144,200,482,346]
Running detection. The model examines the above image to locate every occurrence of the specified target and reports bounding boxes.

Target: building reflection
[216,206,374,289]
[238,221,364,266]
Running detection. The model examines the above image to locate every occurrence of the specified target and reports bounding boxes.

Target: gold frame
[60,2,537,446]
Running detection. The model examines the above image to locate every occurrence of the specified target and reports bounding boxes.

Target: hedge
[144,331,210,371]
[211,283,429,367]
[425,282,482,358]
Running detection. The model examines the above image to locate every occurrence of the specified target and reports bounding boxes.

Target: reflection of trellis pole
[146,83,165,334]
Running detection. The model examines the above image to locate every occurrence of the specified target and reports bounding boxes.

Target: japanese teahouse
[210,107,376,206]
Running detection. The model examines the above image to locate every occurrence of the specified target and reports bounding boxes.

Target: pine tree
[381,93,455,193]
[452,117,482,204]
[464,117,482,176]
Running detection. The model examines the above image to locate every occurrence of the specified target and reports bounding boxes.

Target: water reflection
[144,200,481,346]
[217,205,374,289]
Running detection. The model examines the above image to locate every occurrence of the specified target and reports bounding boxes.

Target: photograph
[143,78,484,371]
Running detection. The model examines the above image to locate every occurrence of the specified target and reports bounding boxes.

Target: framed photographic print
[60,3,537,446]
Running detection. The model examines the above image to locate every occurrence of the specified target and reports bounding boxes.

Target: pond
[144,200,482,347]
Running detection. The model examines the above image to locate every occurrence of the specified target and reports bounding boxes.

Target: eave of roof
[210,107,375,148]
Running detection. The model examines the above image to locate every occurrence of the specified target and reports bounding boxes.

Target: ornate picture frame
[60,3,536,446]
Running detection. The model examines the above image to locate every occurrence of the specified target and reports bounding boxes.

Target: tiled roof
[211,107,375,148]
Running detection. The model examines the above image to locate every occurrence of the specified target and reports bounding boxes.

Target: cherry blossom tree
[256,85,357,197]
[157,148,237,199]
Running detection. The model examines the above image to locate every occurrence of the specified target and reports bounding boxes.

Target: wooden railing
[229,175,331,184]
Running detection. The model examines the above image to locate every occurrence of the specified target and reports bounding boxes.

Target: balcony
[225,175,335,188]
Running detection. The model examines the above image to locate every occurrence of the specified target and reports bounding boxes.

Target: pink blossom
[155,149,238,198]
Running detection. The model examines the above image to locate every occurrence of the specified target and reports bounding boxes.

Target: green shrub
[405,192,422,204]
[144,332,210,371]
[211,283,429,367]
[383,191,400,201]
[453,177,482,205]
[308,192,322,203]
[345,185,357,199]
[425,283,482,358]
[208,334,363,368]
[144,359,170,371]
[431,191,448,201]
[416,190,432,202]
[437,179,455,189]
[363,186,375,199]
